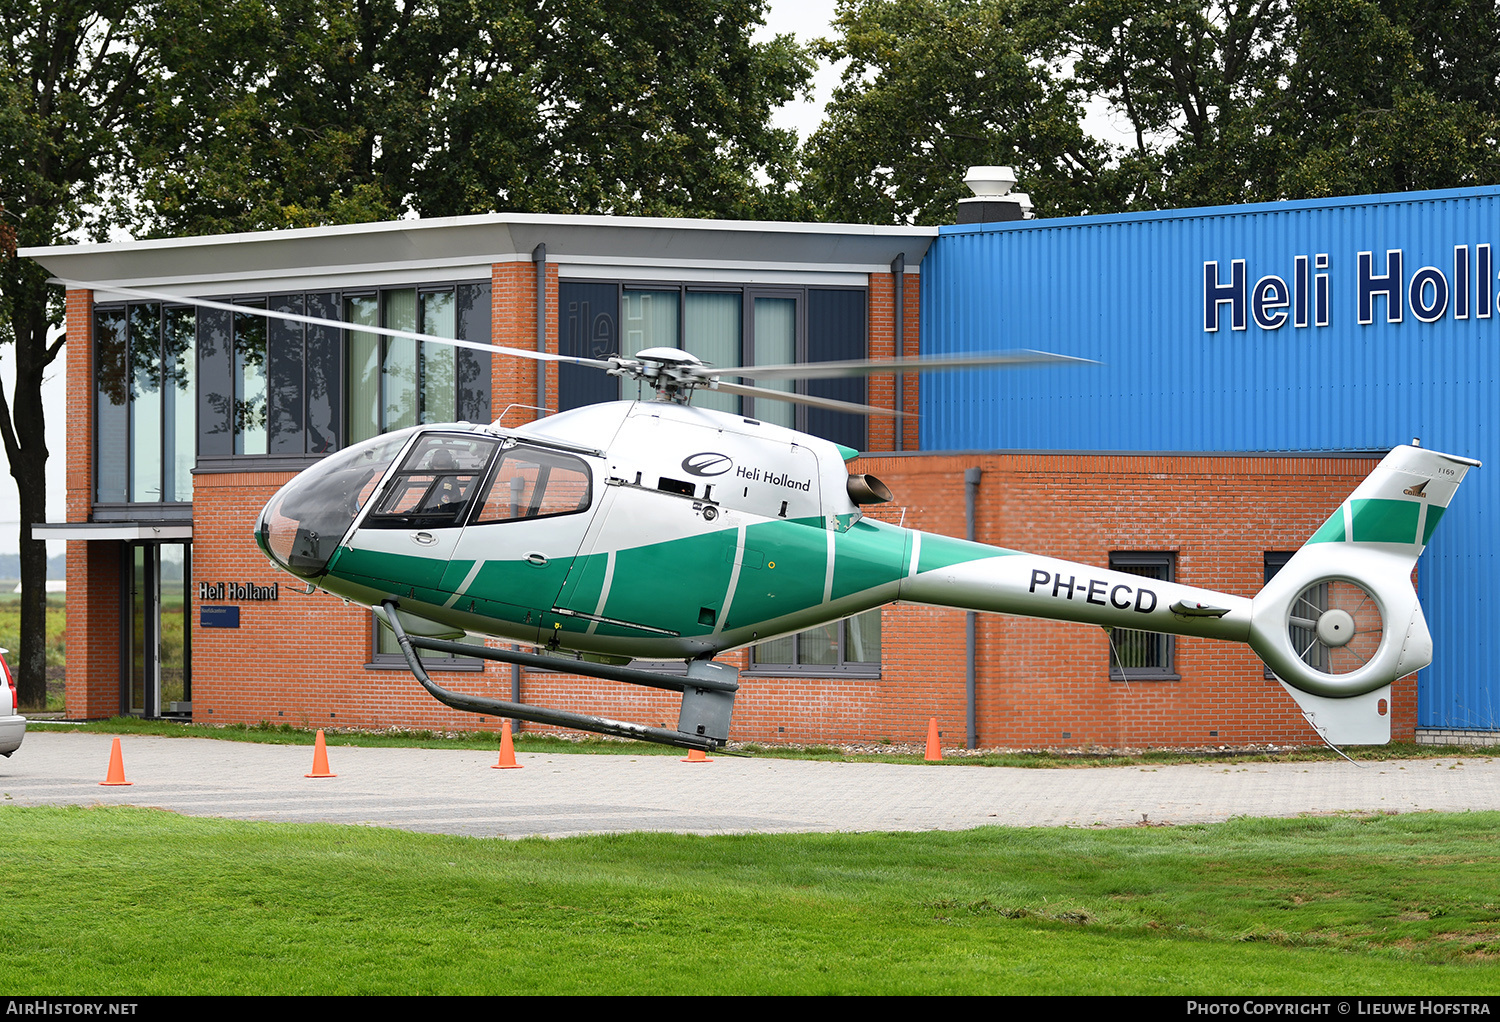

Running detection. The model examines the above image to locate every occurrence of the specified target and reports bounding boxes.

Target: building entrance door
[126,542,191,718]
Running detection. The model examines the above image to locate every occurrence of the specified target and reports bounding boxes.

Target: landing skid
[378,600,736,752]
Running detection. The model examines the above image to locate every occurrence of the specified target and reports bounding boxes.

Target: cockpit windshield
[362,434,500,528]
[256,428,418,577]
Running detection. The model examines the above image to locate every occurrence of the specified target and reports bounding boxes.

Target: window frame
[558,278,868,449]
[366,615,487,672]
[1107,551,1178,681]
[746,609,883,678]
[92,300,197,509]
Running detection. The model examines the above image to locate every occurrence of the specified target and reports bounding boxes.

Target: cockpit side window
[365,434,499,528]
[472,448,592,524]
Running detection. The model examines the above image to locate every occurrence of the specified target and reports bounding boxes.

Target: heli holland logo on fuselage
[682,452,734,477]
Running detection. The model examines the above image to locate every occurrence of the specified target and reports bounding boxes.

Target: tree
[802,0,1130,224]
[1057,0,1500,206]
[0,2,161,708]
[131,0,815,238]
[805,0,1500,224]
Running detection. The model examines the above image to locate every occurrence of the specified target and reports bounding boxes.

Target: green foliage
[0,593,64,668]
[129,0,816,237]
[803,0,1126,224]
[807,0,1500,223]
[2,806,1499,993]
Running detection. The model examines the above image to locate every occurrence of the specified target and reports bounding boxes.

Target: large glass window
[234,301,267,455]
[751,610,882,675]
[94,303,196,503]
[194,281,490,465]
[347,287,469,444]
[559,282,867,450]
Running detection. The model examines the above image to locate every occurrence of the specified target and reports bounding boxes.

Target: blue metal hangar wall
[919,185,1496,735]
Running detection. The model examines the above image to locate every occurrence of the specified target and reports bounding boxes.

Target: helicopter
[67,283,1482,752]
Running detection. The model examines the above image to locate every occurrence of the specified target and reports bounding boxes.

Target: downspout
[533,243,547,415]
[965,467,981,749]
[518,242,548,730]
[891,253,905,452]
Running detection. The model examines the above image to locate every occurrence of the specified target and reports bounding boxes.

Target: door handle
[525,552,549,567]
[411,531,437,546]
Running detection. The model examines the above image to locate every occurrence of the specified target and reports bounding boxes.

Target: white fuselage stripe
[823,528,836,604]
[586,550,617,635]
[907,531,922,578]
[714,524,747,635]
[443,560,487,608]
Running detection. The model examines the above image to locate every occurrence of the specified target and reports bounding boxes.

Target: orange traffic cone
[924,718,943,762]
[100,737,131,786]
[305,729,336,778]
[492,720,522,769]
[681,747,713,763]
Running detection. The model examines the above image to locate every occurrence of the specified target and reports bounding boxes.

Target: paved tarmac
[2,731,1497,838]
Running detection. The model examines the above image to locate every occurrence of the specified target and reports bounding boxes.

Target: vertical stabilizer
[1248,445,1478,741]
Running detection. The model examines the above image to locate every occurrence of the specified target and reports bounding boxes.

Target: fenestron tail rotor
[1286,580,1385,676]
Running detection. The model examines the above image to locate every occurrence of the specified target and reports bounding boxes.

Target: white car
[0,648,26,756]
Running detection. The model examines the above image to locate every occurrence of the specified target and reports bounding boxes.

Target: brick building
[21,208,1441,750]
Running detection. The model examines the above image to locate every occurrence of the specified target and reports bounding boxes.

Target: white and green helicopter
[199,294,1472,753]
[76,282,1478,752]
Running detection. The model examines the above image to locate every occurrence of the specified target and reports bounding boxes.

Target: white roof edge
[19,212,937,259]
[22,214,937,290]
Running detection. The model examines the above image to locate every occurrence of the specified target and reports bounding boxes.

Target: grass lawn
[0,592,67,710]
[1,806,1497,994]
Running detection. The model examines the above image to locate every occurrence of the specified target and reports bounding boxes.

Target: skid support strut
[378,601,736,751]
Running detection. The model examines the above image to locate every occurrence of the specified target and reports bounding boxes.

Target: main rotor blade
[695,349,1096,381]
[56,280,618,369]
[710,380,910,418]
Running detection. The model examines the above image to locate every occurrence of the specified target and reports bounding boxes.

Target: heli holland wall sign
[1205,246,1497,332]
[199,581,280,629]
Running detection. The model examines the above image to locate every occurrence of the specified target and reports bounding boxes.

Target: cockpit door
[329,432,497,597]
[436,444,600,645]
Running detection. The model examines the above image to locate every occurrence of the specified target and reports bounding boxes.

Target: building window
[371,618,485,670]
[94,303,196,504]
[195,282,491,464]
[749,609,882,675]
[1108,552,1177,680]
[558,281,867,450]
[346,286,492,445]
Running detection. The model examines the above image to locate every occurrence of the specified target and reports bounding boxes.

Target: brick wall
[852,451,1407,749]
[63,288,124,719]
[864,270,920,453]
[172,448,1396,751]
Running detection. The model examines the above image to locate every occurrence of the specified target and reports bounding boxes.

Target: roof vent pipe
[956,166,1033,224]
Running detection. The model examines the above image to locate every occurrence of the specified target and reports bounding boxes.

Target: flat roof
[22,213,936,295]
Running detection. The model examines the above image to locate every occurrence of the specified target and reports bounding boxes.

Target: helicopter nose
[256,429,416,578]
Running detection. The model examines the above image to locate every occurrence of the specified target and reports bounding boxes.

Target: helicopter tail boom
[897,443,1476,744]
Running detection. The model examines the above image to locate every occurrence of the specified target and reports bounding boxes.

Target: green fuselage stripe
[1350,498,1421,545]
[326,514,1022,653]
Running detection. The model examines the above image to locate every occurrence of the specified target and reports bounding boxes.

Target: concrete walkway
[2,731,1496,838]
